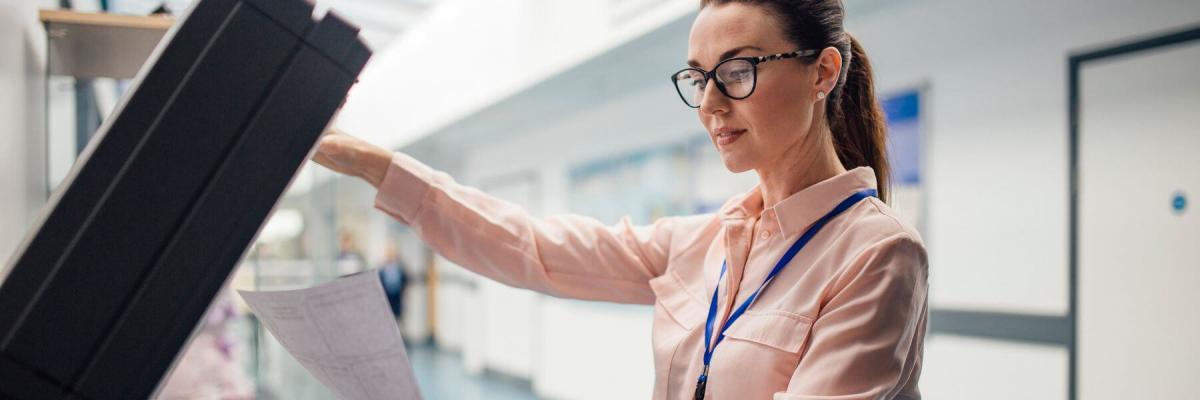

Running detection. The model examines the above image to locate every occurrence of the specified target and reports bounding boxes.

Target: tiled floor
[408,344,541,400]
[238,313,542,400]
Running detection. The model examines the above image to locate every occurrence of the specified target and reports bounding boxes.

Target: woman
[314,0,928,398]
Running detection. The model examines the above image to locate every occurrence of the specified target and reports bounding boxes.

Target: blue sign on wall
[882,90,921,186]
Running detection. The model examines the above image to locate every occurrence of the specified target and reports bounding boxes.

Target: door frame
[1068,24,1200,400]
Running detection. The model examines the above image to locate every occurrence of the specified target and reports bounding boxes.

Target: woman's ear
[813,47,843,99]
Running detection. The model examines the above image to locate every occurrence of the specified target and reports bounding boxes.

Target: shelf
[40,9,174,79]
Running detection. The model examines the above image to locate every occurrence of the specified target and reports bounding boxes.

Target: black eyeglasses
[670,49,819,108]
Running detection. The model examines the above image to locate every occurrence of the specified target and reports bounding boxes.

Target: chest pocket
[722,309,813,353]
[649,271,706,329]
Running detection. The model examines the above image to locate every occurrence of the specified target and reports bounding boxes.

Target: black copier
[0,0,370,397]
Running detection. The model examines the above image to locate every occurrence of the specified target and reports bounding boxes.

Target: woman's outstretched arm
[314,132,708,304]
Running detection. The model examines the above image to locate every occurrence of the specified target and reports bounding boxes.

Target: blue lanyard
[694,188,876,399]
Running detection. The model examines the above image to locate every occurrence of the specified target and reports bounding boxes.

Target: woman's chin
[719,154,754,174]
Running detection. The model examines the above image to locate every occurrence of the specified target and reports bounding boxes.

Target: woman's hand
[312,128,393,188]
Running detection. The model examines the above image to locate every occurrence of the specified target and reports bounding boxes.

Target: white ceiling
[105,0,439,51]
[313,0,438,50]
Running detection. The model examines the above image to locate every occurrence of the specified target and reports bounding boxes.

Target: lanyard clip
[694,365,710,400]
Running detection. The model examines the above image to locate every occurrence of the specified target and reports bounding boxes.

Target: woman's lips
[716,129,746,147]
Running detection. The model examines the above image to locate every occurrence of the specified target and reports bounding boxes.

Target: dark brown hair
[700,0,891,202]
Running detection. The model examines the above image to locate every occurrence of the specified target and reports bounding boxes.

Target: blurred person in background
[313,0,928,398]
[378,241,409,321]
[336,230,367,276]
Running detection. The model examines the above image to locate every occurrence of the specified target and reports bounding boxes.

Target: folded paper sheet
[239,273,422,400]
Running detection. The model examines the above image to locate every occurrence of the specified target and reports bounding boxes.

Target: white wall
[0,0,49,273]
[923,336,1068,399]
[854,0,1200,316]
[850,3,1197,396]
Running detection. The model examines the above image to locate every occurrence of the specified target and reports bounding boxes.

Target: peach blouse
[374,152,928,399]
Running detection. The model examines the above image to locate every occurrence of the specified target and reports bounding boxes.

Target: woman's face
[687,3,832,173]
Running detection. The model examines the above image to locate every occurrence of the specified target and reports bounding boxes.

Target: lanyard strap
[699,188,876,376]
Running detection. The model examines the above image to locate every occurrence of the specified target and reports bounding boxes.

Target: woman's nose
[698,79,729,115]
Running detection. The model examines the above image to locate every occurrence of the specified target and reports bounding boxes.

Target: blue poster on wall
[880,89,924,232]
[882,90,921,186]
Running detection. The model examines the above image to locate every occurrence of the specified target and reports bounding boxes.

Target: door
[1077,31,1200,399]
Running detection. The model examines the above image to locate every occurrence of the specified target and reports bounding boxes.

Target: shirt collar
[719,167,878,236]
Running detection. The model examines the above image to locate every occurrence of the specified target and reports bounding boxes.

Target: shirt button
[760,230,771,239]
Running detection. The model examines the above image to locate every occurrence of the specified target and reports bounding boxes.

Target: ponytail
[827,33,890,203]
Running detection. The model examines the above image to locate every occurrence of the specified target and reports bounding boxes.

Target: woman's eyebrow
[687,45,764,68]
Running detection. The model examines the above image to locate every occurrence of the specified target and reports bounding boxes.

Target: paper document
[239,272,422,400]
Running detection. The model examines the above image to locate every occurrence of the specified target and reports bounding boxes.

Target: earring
[817,91,826,100]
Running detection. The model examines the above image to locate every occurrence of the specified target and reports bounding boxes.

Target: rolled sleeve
[374,152,436,225]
